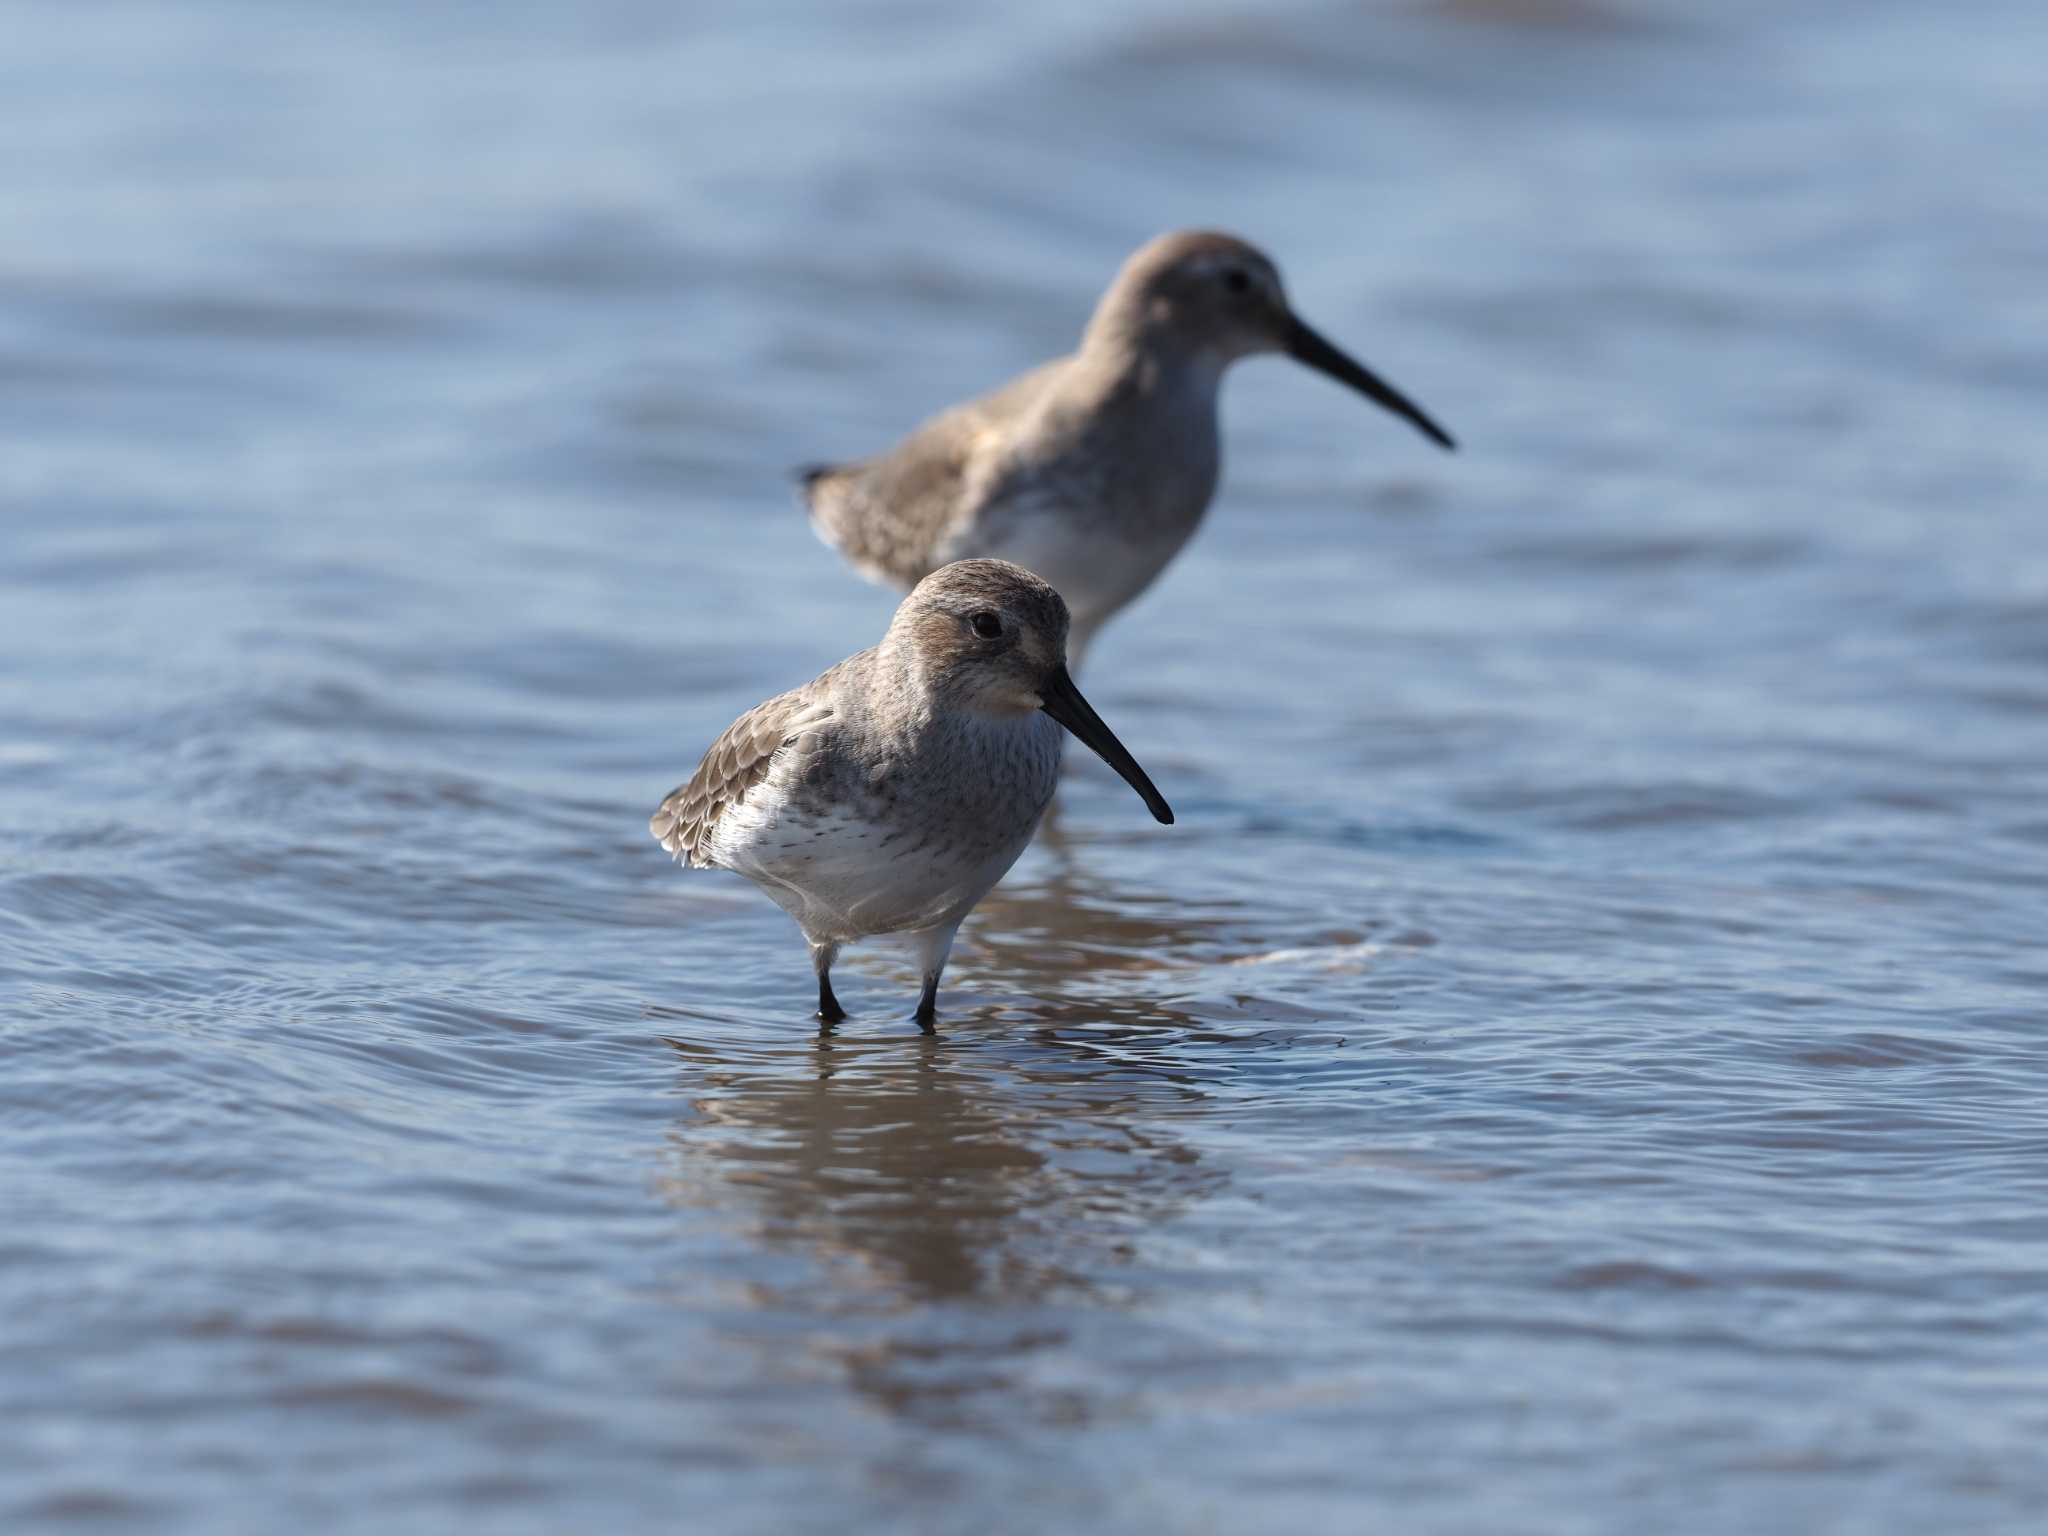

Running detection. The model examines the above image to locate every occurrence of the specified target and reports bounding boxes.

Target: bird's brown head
[1086,229,1456,451]
[889,559,1173,824]
[894,559,1070,714]
[1089,230,1292,364]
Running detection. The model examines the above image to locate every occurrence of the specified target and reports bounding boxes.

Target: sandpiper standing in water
[801,229,1455,668]
[650,559,1172,1031]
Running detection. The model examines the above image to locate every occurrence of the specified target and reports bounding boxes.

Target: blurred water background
[3,0,2046,1530]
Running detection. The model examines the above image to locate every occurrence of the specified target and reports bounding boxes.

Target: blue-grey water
[4,0,2046,1530]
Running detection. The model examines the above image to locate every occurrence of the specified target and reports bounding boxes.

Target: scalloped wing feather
[650,691,836,869]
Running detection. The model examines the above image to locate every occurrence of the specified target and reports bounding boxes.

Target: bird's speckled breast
[728,709,1063,942]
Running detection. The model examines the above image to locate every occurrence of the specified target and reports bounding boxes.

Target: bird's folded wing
[799,421,975,588]
[650,690,836,868]
[798,360,1063,588]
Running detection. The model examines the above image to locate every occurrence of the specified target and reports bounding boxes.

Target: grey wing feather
[799,360,1067,589]
[649,688,835,868]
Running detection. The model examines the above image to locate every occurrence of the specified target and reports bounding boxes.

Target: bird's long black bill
[1284,315,1456,451]
[1039,665,1174,826]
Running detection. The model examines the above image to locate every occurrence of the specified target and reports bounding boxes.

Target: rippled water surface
[5,0,2047,1529]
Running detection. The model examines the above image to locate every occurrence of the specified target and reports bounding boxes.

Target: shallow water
[5,0,2047,1529]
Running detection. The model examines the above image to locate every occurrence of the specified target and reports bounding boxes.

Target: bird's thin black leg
[811,942,846,1026]
[817,973,846,1026]
[909,924,957,1035]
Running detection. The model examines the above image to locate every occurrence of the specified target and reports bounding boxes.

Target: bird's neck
[861,649,1033,740]
[1068,325,1229,417]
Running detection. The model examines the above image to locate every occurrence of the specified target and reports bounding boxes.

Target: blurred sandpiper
[801,229,1455,667]
[650,559,1172,1031]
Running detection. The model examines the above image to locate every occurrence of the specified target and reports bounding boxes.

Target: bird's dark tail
[794,463,839,504]
[795,461,860,556]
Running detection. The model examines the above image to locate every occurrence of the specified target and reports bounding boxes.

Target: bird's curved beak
[1038,665,1173,825]
[1283,314,1456,451]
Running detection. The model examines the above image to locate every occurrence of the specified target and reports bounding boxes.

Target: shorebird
[650,559,1172,1031]
[800,229,1454,667]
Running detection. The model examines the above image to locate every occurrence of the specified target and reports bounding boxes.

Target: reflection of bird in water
[654,1027,1225,1428]
[969,818,1252,992]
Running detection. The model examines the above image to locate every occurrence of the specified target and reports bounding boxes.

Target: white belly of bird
[705,715,1061,944]
[965,510,1191,646]
[725,804,1037,942]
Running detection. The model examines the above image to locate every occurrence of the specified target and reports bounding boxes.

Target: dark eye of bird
[1223,268,1250,294]
[969,611,1003,640]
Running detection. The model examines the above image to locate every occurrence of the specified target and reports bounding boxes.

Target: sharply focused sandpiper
[801,229,1455,666]
[650,559,1172,1030]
